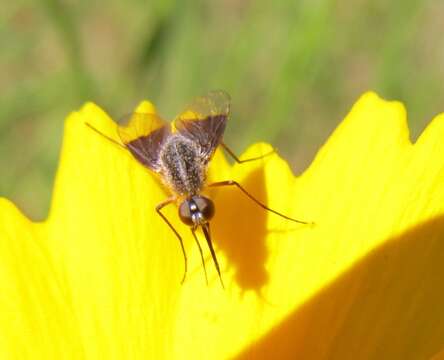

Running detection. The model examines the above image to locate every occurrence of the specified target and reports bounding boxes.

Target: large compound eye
[178,200,194,226]
[193,196,215,221]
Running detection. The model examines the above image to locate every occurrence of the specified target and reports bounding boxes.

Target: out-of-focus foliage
[0,0,442,219]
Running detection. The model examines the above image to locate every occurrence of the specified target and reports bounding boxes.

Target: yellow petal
[47,102,181,358]
[1,92,444,359]
[0,199,83,358]
[176,92,444,359]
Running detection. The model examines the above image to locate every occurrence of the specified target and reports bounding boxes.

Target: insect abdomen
[159,135,205,195]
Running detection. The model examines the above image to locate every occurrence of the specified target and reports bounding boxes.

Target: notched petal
[1,93,444,359]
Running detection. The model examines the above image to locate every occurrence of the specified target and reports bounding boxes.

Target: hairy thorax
[158,134,206,196]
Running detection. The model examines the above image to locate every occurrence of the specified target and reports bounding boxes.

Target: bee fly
[86,91,311,288]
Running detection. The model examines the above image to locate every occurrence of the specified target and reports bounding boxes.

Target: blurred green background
[1,0,443,220]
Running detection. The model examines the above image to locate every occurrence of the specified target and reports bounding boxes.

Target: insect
[86,91,310,287]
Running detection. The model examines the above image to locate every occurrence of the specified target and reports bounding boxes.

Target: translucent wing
[117,112,171,172]
[173,90,230,162]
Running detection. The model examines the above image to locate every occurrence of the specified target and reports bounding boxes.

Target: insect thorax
[159,134,206,195]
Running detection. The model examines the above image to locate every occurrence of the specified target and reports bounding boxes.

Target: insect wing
[117,112,171,172]
[173,90,230,162]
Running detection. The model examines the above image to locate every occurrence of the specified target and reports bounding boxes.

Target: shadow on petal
[211,167,269,291]
[235,215,444,359]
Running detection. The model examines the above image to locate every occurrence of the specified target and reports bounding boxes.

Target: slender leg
[191,228,208,285]
[220,142,275,164]
[156,197,188,284]
[85,122,127,150]
[201,223,224,289]
[208,180,312,225]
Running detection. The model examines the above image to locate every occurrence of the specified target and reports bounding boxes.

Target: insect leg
[208,180,313,225]
[156,197,188,284]
[220,141,275,164]
[191,228,208,285]
[85,122,127,150]
[201,223,224,289]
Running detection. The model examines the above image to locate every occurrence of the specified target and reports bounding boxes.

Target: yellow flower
[1,92,444,359]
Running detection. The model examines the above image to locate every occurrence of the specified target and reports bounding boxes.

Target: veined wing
[173,90,230,162]
[117,112,171,172]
